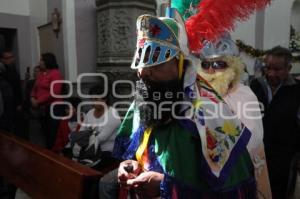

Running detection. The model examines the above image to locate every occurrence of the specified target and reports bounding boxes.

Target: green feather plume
[171,0,200,20]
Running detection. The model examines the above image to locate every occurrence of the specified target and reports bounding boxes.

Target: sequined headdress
[172,0,271,56]
[131,8,189,72]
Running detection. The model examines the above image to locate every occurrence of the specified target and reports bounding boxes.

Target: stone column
[95,0,156,107]
[96,0,156,68]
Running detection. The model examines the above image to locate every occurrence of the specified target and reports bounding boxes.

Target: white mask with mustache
[199,67,236,97]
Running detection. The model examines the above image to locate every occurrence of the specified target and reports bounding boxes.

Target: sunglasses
[201,61,228,70]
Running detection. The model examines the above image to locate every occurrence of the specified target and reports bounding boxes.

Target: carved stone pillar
[96,0,156,68]
[95,0,156,107]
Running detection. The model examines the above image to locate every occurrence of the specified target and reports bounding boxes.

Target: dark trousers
[0,177,16,199]
[41,104,64,149]
[267,152,293,199]
[14,110,29,140]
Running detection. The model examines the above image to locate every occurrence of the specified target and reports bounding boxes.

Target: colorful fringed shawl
[113,76,256,198]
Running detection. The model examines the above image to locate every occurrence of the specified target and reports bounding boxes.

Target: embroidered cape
[113,72,256,198]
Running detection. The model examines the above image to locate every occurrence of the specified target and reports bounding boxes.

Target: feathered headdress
[172,0,271,53]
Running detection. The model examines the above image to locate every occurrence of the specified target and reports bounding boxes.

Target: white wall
[232,14,257,75]
[232,14,257,47]
[263,0,294,49]
[291,0,300,74]
[264,0,300,74]
[0,0,48,79]
[29,0,47,25]
[62,0,77,82]
[224,0,300,75]
[0,0,30,78]
[29,0,48,67]
[291,1,300,32]
[75,0,97,76]
[0,0,30,16]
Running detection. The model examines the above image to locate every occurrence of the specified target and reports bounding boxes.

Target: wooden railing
[0,131,104,199]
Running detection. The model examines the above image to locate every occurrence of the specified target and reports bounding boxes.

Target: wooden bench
[0,131,104,199]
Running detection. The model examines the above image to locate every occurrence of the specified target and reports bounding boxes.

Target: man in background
[250,46,300,199]
[0,50,24,138]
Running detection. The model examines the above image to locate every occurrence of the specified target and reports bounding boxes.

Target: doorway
[0,28,19,72]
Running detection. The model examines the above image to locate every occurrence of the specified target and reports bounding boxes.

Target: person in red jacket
[52,97,82,154]
[31,53,62,106]
[31,53,63,149]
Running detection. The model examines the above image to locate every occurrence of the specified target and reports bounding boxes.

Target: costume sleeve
[225,84,264,151]
[160,172,257,199]
[160,174,199,199]
[244,91,264,149]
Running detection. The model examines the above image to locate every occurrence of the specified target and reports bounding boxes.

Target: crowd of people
[0,51,122,198]
[105,10,299,199]
[0,3,300,199]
